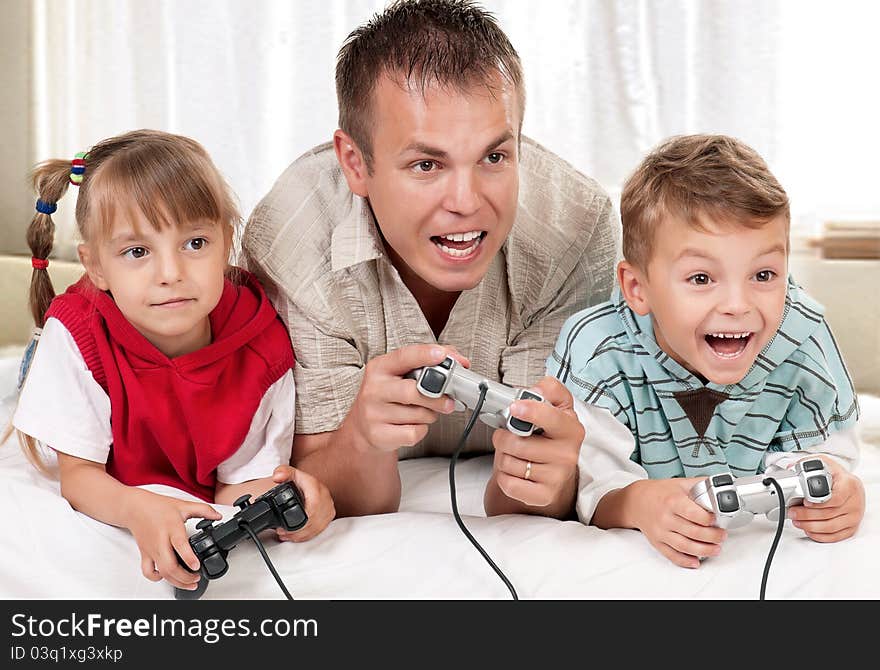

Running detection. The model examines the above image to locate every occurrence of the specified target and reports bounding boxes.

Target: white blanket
[2,354,879,600]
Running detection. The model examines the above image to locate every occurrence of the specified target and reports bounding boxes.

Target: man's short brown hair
[620,134,790,269]
[335,0,524,168]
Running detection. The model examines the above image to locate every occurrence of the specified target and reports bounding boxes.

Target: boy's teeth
[441,231,481,242]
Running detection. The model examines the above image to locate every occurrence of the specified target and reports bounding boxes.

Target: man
[243,0,618,519]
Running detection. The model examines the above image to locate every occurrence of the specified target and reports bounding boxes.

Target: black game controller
[174,481,307,600]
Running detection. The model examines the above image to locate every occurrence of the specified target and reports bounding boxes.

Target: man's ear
[78,243,109,291]
[617,260,651,316]
[333,129,369,198]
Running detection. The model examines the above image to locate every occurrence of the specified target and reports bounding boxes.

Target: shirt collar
[330,194,385,272]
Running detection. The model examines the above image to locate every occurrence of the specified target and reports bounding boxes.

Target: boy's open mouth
[431,231,486,258]
[704,331,753,359]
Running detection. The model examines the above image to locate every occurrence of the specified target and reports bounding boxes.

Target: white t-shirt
[13,317,295,485]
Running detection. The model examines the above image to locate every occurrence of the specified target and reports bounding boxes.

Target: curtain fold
[29,0,880,261]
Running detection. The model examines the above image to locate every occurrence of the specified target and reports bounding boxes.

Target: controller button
[716,490,739,513]
[807,476,830,498]
[519,390,542,402]
[274,487,294,504]
[420,369,447,394]
[712,474,734,487]
[282,506,308,530]
[196,519,215,532]
[202,554,227,578]
[801,459,824,472]
[192,536,215,553]
[439,357,453,369]
[508,417,533,434]
[234,494,252,509]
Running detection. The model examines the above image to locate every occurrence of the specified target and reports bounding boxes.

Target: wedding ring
[524,460,532,480]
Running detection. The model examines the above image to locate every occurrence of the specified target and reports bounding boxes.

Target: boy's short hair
[335,0,524,169]
[620,134,790,269]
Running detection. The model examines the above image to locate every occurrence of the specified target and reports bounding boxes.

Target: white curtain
[32,0,880,260]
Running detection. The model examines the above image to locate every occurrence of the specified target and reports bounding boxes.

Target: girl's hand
[629,477,728,569]
[124,489,222,591]
[271,465,336,542]
[788,457,866,542]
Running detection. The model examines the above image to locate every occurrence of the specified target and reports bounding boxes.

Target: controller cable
[449,382,519,600]
[240,523,294,600]
[759,477,786,601]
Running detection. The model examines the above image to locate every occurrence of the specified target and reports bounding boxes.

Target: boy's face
[335,71,521,295]
[619,214,789,385]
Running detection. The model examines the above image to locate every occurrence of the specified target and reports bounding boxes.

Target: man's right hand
[343,344,469,453]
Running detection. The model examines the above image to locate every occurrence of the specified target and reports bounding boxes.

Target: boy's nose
[718,284,751,316]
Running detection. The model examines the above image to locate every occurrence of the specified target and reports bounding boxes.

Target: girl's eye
[688,273,711,286]
[123,247,148,260]
[185,237,207,251]
[485,152,504,165]
[755,269,776,282]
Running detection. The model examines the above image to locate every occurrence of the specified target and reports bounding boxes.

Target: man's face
[361,73,521,293]
[624,214,789,385]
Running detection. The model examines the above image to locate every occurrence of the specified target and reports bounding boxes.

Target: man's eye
[185,237,207,251]
[485,152,503,165]
[688,273,711,285]
[123,247,148,259]
[755,269,776,282]
[415,160,436,173]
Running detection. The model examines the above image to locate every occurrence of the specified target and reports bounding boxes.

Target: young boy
[549,134,865,568]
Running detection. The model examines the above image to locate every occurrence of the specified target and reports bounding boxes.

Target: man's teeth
[440,231,482,242]
[707,332,751,339]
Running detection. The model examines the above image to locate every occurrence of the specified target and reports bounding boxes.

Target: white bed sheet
[2,355,879,600]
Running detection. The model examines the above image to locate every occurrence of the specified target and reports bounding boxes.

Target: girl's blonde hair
[15,129,242,473]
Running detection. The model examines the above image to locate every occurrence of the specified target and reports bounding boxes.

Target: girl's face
[79,211,229,358]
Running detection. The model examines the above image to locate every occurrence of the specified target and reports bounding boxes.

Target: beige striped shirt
[243,137,620,458]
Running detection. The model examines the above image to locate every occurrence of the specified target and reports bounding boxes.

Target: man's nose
[442,169,481,217]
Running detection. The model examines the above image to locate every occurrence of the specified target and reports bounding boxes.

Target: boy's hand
[788,457,865,542]
[271,465,336,542]
[629,477,728,569]
[124,489,222,591]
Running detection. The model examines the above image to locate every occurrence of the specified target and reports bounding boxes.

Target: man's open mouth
[704,331,753,359]
[430,231,486,258]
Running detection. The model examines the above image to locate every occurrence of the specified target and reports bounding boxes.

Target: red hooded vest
[44,270,295,501]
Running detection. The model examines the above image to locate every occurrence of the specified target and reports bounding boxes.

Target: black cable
[449,382,519,600]
[759,477,786,601]
[240,523,294,600]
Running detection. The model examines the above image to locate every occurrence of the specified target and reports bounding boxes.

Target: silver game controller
[406,355,544,437]
[689,458,833,529]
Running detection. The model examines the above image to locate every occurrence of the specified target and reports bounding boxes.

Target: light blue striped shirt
[548,278,859,478]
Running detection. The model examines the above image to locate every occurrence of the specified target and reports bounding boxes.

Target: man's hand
[485,376,584,518]
[342,344,468,453]
[123,489,222,591]
[788,456,865,542]
[271,465,337,542]
[623,477,727,569]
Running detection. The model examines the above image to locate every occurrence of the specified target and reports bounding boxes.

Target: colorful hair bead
[35,199,57,215]
[70,151,87,185]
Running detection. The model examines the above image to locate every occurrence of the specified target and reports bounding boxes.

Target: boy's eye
[185,237,207,251]
[688,273,711,285]
[484,152,504,165]
[755,269,776,282]
[123,246,148,259]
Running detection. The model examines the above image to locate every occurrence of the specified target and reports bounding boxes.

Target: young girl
[12,129,335,593]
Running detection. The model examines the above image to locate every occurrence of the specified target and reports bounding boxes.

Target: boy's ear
[618,260,651,316]
[333,129,369,198]
[78,244,110,291]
